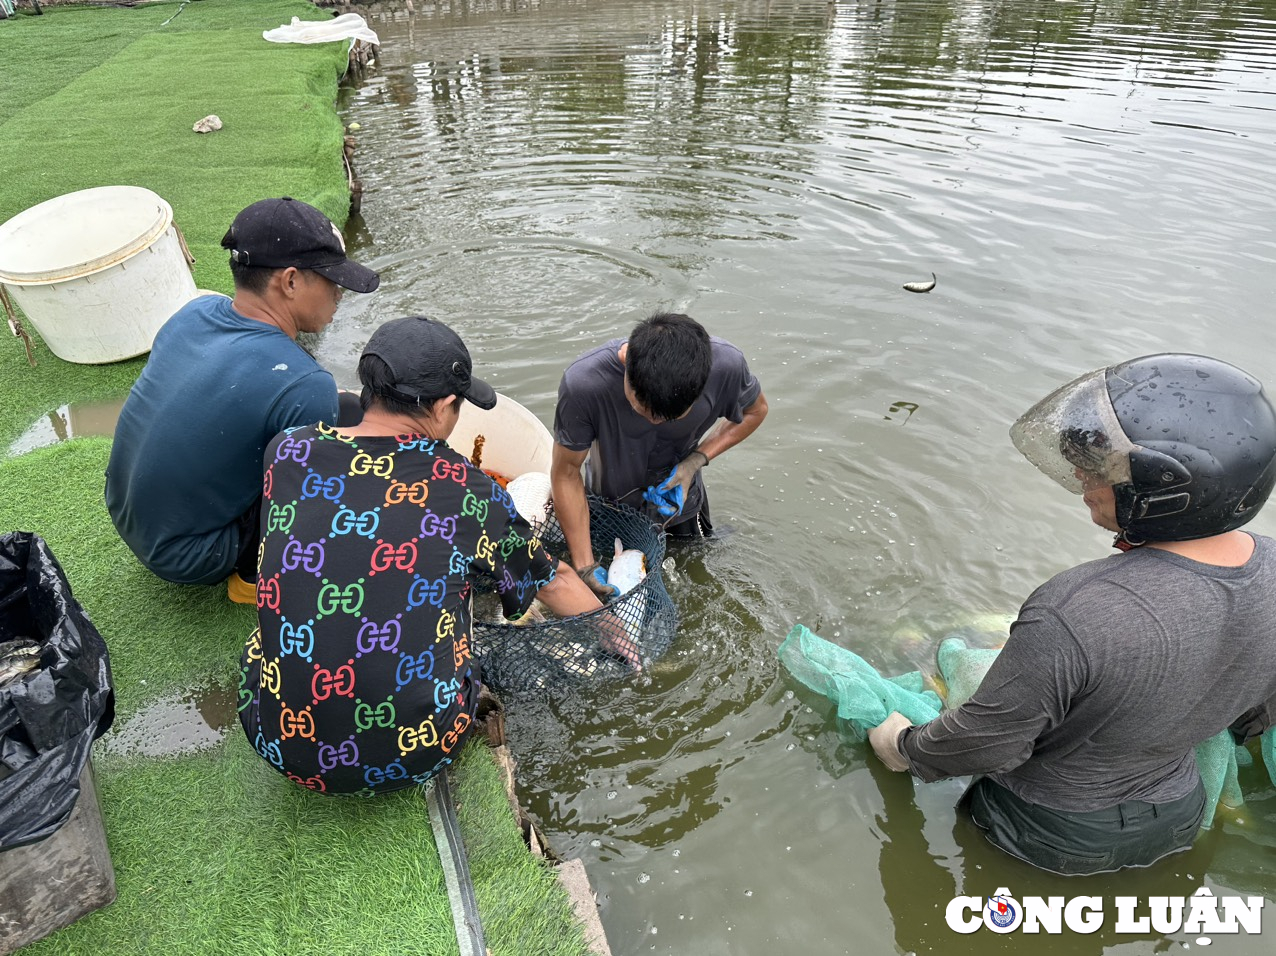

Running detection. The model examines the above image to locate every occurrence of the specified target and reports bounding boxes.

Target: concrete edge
[556,859,613,956]
[484,723,612,956]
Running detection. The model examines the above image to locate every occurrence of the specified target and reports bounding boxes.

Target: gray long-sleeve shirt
[900,534,1276,812]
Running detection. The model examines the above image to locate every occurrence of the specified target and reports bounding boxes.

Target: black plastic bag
[0,532,114,851]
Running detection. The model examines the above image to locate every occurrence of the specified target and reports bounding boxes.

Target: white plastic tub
[0,186,198,364]
[449,392,554,480]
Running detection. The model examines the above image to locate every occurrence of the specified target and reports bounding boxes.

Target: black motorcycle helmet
[1011,354,1276,542]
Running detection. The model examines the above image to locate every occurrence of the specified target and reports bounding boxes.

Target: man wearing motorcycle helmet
[868,354,1276,875]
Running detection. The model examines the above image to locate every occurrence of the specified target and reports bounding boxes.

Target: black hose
[426,766,486,956]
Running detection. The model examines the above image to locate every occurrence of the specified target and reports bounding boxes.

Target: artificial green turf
[2,444,590,956]
[1,4,595,953]
[0,8,142,126]
[0,0,352,450]
[1,438,250,697]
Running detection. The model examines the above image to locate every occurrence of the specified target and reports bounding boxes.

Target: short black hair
[626,313,712,422]
[358,353,461,416]
[228,258,279,295]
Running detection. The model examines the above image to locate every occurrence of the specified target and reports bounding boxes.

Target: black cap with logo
[363,316,497,410]
[220,197,380,293]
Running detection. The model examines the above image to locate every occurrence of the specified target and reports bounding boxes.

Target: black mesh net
[472,498,679,693]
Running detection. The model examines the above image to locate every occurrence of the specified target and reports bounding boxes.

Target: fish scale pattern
[473,498,679,693]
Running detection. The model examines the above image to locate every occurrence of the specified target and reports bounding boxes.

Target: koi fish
[903,272,937,293]
[605,539,649,666]
[607,538,647,594]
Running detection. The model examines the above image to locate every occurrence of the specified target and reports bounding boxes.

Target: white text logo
[946,887,1264,941]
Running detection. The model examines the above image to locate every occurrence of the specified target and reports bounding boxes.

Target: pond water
[325,1,1276,952]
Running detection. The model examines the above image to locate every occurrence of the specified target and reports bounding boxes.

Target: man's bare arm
[550,442,595,571]
[695,392,769,462]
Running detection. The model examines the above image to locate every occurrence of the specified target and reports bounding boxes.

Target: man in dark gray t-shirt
[551,313,768,590]
[869,353,1276,875]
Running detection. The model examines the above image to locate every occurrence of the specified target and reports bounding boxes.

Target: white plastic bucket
[0,186,198,364]
[449,392,554,480]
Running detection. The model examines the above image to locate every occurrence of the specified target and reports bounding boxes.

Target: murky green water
[326,1,1276,952]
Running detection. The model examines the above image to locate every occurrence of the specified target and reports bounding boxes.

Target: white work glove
[868,711,913,772]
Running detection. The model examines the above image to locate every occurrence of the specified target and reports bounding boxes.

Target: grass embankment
[0,4,591,954]
[0,0,352,449]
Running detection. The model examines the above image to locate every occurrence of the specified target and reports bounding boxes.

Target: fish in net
[472,498,679,693]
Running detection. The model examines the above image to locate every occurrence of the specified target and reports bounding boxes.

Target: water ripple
[339,1,1276,949]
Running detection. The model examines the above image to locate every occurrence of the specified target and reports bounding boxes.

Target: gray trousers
[963,775,1206,876]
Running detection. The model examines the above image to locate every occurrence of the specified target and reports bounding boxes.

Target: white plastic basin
[0,186,198,364]
[449,392,554,480]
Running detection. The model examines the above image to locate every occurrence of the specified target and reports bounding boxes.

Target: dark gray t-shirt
[553,337,761,514]
[901,534,1276,812]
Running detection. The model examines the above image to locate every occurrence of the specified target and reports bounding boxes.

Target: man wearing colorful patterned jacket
[238,316,614,794]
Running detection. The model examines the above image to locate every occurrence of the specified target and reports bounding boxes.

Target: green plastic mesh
[778,623,1276,829]
[472,498,678,693]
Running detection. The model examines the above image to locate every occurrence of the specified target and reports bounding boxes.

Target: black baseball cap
[220,197,379,293]
[363,316,497,410]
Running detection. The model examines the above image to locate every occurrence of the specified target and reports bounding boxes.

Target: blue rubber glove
[643,451,708,518]
[642,472,685,518]
[578,562,620,599]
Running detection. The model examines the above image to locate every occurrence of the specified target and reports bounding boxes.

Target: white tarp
[263,14,380,47]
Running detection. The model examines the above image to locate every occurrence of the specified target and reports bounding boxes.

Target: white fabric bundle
[263,14,380,47]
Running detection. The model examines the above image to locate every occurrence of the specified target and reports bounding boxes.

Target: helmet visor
[1010,368,1135,493]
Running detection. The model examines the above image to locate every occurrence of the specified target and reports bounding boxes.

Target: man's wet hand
[596,609,642,673]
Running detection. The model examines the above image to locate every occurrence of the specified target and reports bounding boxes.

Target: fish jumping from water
[903,272,937,293]
[0,638,42,688]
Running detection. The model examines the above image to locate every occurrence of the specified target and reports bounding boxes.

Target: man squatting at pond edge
[551,312,769,596]
[869,354,1276,875]
[104,198,376,604]
[238,316,636,793]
